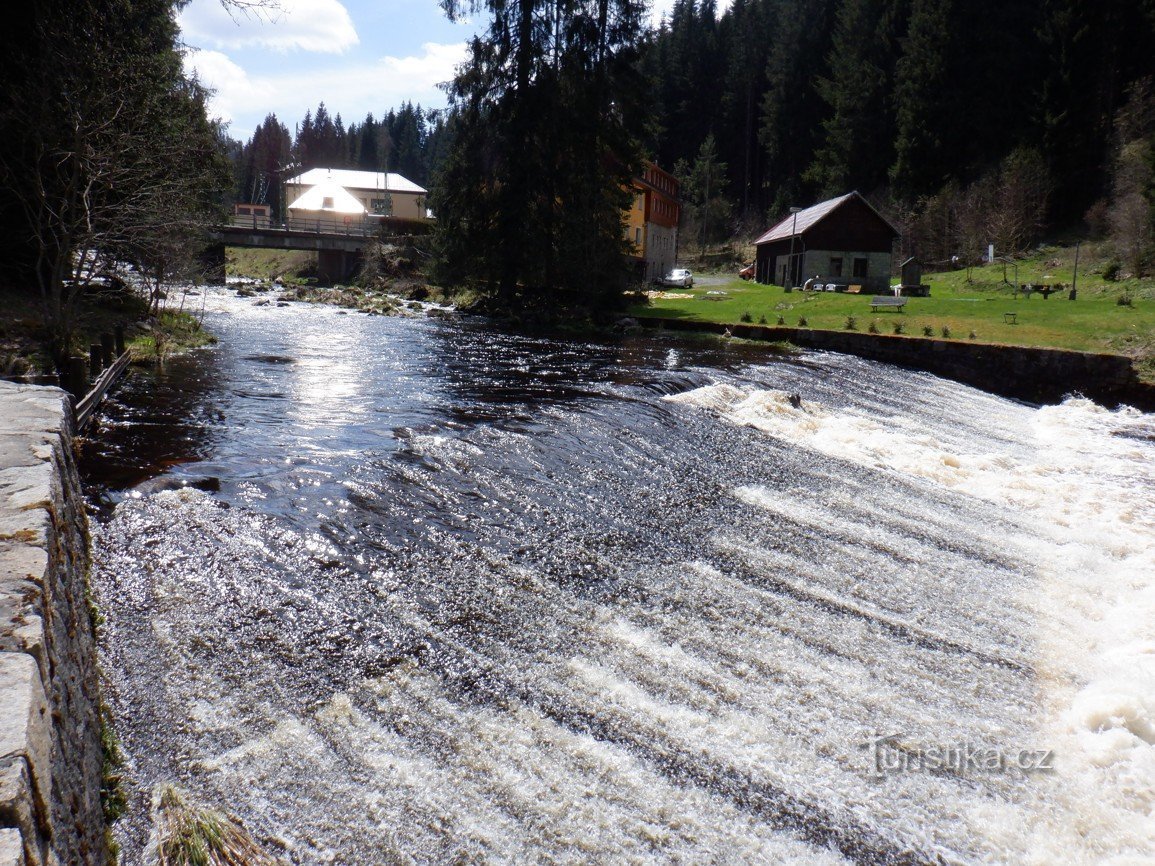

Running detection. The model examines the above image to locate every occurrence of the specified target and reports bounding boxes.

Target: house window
[853,257,868,277]
[371,196,392,215]
[322,196,334,210]
[830,257,843,277]
[635,227,642,246]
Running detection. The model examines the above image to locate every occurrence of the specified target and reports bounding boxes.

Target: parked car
[660,268,694,288]
[738,263,755,280]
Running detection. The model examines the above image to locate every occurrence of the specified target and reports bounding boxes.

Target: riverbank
[0,382,109,864]
[0,285,216,379]
[629,250,1155,385]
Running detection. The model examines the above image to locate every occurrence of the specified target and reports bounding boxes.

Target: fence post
[114,325,126,356]
[66,357,87,398]
[101,333,116,367]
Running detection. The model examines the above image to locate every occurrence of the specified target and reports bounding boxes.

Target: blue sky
[180,0,683,143]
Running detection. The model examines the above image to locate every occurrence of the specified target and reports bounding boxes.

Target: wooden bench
[869,296,907,311]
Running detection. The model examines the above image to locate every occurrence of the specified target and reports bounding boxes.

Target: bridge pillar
[198,242,227,284]
[317,249,361,284]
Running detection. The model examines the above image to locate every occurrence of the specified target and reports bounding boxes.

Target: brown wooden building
[754,192,899,291]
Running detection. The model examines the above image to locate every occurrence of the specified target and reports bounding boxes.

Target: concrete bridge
[203,221,378,283]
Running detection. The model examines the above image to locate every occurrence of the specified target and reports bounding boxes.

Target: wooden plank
[74,350,131,430]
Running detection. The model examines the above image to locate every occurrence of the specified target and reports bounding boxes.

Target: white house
[284,168,431,230]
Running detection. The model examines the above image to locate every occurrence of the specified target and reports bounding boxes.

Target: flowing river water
[84,289,1155,864]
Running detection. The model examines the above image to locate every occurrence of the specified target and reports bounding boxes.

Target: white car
[660,268,694,288]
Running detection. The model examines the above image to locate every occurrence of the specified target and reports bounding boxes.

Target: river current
[85,289,1155,864]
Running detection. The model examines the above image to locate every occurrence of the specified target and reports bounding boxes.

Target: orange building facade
[626,163,680,283]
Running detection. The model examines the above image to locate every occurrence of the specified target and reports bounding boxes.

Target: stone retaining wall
[0,382,106,865]
[636,317,1155,409]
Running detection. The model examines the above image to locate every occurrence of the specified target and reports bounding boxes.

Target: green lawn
[627,249,1155,363]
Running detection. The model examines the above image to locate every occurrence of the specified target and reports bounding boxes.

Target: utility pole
[787,206,802,288]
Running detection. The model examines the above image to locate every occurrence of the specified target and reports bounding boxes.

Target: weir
[81,289,1155,864]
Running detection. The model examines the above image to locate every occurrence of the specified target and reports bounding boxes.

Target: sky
[180,0,686,143]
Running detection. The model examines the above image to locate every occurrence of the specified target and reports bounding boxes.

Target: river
[84,288,1155,864]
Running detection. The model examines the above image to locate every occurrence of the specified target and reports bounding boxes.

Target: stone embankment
[636,318,1155,409]
[0,382,106,865]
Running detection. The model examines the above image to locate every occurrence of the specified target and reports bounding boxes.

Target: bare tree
[0,0,230,366]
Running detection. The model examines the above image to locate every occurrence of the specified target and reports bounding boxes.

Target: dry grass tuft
[153,786,284,866]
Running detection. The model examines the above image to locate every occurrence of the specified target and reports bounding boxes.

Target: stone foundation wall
[636,317,1155,410]
[0,382,106,866]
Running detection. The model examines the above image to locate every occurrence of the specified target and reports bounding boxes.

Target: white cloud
[184,42,469,139]
[179,0,359,54]
[647,0,734,28]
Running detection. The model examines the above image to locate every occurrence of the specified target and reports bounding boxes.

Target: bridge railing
[284,214,379,237]
[230,214,272,229]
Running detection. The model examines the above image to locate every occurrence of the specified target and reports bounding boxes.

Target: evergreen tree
[236,114,292,217]
[718,0,777,219]
[432,0,650,307]
[1037,0,1155,221]
[677,133,731,248]
[759,0,837,213]
[888,0,954,197]
[806,0,908,197]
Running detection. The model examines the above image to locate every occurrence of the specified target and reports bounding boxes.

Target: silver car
[660,268,694,288]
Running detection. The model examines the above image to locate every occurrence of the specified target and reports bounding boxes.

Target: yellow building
[627,163,681,282]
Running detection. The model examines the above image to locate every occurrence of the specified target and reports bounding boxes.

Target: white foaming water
[667,384,1155,862]
[90,297,1155,864]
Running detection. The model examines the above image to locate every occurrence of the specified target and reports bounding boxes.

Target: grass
[127,309,216,363]
[154,786,282,866]
[226,247,316,281]
[628,244,1155,368]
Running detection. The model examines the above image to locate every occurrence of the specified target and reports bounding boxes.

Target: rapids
[86,289,1155,864]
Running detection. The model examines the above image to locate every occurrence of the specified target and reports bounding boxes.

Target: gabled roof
[286,167,427,195]
[754,191,899,245]
[286,180,366,214]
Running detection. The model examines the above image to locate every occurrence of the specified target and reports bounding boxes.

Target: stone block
[0,655,50,822]
[0,463,54,515]
[0,828,25,866]
[0,761,39,866]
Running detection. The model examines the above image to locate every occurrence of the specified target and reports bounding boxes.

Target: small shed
[898,256,930,297]
[753,192,900,292]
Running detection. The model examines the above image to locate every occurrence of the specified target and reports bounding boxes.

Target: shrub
[922,325,934,337]
[776,315,786,325]
[740,311,753,322]
[844,315,857,330]
[798,316,809,327]
[893,321,905,335]
[941,326,951,338]
[1103,261,1121,282]
[969,330,977,340]
[867,320,879,334]
[758,315,768,324]
[1118,293,1134,307]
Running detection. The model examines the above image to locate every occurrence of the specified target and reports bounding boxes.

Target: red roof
[754,192,898,245]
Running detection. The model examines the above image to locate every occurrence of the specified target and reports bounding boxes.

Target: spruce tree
[432,0,649,308]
